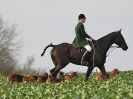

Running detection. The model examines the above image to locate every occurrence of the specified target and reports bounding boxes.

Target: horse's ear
[119,29,122,33]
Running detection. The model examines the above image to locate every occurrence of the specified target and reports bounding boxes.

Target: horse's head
[114,29,128,51]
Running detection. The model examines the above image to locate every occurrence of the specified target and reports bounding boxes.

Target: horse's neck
[97,33,115,54]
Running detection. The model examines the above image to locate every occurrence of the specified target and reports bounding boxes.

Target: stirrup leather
[81,50,89,65]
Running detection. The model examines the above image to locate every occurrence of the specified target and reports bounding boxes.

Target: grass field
[0,71,133,99]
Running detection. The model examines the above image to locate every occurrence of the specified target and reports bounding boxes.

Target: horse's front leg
[98,65,108,79]
[85,66,93,81]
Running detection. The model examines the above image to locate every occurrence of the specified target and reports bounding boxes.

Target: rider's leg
[81,45,92,65]
[84,45,92,51]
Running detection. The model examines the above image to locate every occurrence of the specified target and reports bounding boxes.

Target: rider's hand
[88,38,92,42]
[91,38,96,43]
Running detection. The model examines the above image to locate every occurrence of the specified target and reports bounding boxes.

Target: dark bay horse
[41,30,128,80]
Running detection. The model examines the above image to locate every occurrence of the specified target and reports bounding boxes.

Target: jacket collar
[79,22,83,25]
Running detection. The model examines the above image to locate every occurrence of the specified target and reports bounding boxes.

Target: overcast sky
[0,0,133,72]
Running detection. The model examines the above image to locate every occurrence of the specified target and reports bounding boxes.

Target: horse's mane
[97,31,118,42]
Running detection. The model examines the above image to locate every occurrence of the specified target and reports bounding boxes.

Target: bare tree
[0,16,22,75]
[23,56,35,75]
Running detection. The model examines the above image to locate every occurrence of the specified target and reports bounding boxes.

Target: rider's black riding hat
[78,14,86,20]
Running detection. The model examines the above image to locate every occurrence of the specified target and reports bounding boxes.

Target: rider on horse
[73,14,95,65]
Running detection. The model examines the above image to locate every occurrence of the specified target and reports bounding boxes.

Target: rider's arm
[80,25,93,40]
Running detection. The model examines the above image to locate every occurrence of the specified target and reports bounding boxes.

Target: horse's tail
[41,43,55,57]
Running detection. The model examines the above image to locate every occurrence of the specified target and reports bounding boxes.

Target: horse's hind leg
[50,53,68,78]
[51,62,68,78]
[52,60,69,77]
[98,65,108,79]
[50,68,55,75]
[52,65,64,77]
[50,46,70,78]
[50,53,58,77]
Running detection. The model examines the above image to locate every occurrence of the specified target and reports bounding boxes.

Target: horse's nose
[124,46,128,51]
[126,46,128,50]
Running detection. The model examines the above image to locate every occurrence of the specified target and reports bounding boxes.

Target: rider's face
[80,18,86,23]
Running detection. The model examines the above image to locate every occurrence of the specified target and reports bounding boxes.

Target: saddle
[72,43,84,53]
[72,40,95,53]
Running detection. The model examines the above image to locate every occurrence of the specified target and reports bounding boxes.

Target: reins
[90,40,119,67]
[90,40,95,68]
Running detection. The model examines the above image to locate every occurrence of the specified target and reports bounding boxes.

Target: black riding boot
[81,50,91,66]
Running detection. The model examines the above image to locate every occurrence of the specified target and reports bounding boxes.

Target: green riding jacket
[73,22,91,48]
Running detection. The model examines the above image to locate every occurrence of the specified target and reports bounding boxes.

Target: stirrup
[81,60,88,65]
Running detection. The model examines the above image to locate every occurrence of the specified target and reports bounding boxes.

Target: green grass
[0,71,133,99]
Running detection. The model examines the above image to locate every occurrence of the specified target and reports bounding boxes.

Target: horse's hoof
[104,76,109,80]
